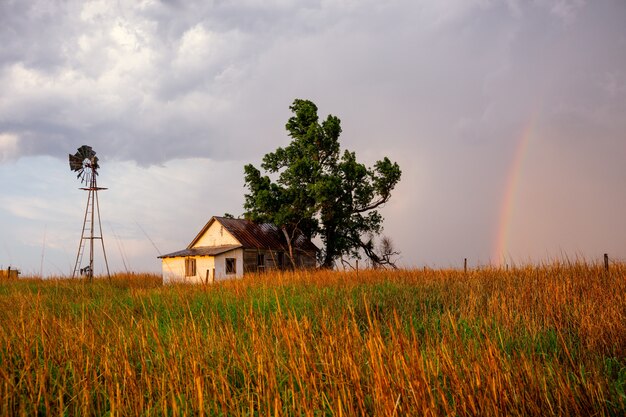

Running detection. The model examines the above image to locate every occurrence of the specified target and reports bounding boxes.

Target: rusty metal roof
[214,217,318,253]
[158,244,241,259]
[186,216,318,254]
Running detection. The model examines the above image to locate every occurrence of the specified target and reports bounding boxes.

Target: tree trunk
[321,227,335,269]
[281,227,297,269]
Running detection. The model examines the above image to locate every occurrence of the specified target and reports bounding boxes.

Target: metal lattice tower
[69,145,110,281]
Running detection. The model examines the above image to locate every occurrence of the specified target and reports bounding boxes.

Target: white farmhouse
[158,216,318,284]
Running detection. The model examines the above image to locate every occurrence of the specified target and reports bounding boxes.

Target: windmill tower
[69,145,110,281]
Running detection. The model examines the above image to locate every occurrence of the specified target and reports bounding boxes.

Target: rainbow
[492,121,534,265]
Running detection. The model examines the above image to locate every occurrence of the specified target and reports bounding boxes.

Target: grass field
[0,263,624,416]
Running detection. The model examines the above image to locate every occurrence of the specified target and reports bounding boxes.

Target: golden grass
[0,263,624,416]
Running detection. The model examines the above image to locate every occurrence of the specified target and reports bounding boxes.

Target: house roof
[159,216,318,259]
[208,217,318,253]
[158,244,241,259]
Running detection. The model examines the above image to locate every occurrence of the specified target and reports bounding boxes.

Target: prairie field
[0,263,624,416]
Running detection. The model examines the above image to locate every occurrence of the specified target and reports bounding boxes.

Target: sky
[1,0,625,276]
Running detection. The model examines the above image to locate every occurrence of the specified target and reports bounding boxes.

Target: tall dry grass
[0,263,624,416]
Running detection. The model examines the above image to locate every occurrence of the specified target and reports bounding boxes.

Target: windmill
[69,145,110,281]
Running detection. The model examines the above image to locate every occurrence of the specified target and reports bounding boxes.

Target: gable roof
[160,216,318,259]
[210,217,318,253]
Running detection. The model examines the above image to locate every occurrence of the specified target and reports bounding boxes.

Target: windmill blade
[76,145,96,160]
[69,154,84,171]
[69,145,100,182]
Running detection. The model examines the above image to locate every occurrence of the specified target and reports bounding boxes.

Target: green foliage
[244,99,402,268]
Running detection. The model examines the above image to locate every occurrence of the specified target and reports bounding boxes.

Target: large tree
[244,99,401,268]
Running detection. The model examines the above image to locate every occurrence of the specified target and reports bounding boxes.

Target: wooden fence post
[604,253,609,272]
[464,258,467,274]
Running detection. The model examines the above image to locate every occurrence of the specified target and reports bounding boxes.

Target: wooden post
[604,253,609,272]
[464,258,467,274]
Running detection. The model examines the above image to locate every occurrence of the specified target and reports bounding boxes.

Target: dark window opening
[257,253,265,271]
[226,258,236,274]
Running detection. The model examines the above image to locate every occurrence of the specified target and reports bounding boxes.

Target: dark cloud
[1,0,623,168]
[0,1,79,70]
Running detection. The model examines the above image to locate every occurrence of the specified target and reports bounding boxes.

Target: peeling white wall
[193,220,239,248]
[214,250,243,280]
[161,249,243,284]
[161,257,184,284]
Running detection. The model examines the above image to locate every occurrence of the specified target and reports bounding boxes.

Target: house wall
[193,221,239,248]
[243,249,281,273]
[214,249,244,280]
[242,249,317,273]
[161,256,216,284]
[161,247,316,284]
[296,251,317,269]
[161,257,185,284]
[194,256,216,284]
[161,249,244,284]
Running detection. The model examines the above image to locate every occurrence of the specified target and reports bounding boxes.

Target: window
[185,258,196,277]
[257,253,265,271]
[226,258,236,274]
[277,252,284,268]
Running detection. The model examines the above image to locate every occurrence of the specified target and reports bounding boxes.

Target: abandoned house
[158,216,318,284]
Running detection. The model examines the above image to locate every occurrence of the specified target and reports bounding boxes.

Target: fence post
[604,253,609,272]
[464,258,467,274]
